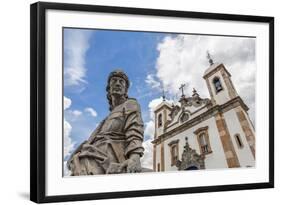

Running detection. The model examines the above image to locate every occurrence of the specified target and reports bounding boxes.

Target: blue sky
[64,29,165,140]
[64,29,164,122]
[63,28,256,174]
[63,28,169,171]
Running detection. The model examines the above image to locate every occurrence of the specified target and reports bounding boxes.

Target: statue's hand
[120,153,142,173]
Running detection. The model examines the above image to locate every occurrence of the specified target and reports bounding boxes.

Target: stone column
[235,107,255,159]
[160,141,165,171]
[215,112,240,168]
[153,144,156,171]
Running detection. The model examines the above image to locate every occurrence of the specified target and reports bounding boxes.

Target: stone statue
[67,70,144,175]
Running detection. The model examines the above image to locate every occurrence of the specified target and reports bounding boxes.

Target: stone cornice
[154,103,172,114]
[165,104,208,129]
[193,126,209,135]
[203,63,231,79]
[151,96,249,145]
[168,139,179,146]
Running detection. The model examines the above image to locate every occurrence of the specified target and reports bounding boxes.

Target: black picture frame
[30,1,274,203]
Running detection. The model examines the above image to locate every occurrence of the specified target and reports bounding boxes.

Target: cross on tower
[179,83,186,97]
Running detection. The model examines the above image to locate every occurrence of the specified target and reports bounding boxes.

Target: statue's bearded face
[109,76,127,97]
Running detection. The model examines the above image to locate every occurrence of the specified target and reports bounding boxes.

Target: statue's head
[106,69,130,111]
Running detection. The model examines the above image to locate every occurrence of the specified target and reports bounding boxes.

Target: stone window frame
[213,76,223,93]
[158,113,163,128]
[168,139,179,166]
[194,126,212,155]
[234,133,244,149]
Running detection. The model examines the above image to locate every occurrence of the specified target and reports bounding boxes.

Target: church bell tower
[154,97,172,138]
[203,52,238,105]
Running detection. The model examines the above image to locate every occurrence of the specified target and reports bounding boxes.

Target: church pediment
[166,91,211,128]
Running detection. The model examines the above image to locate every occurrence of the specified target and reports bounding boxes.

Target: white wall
[223,109,255,167]
[0,0,280,205]
[160,117,228,171]
[155,142,161,171]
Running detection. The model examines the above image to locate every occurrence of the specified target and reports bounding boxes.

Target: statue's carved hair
[106,69,130,111]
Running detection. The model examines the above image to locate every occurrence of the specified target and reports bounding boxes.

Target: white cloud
[145,74,161,89]
[140,98,163,170]
[65,109,83,122]
[64,29,93,87]
[64,96,71,110]
[141,139,153,169]
[72,110,82,117]
[155,34,256,123]
[64,117,74,158]
[64,161,71,176]
[84,107,98,117]
[141,120,155,169]
[144,121,155,140]
[63,96,75,160]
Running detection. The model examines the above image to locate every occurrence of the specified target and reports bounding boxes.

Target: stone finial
[206,50,214,66]
[184,137,190,149]
[162,87,166,102]
[192,88,199,97]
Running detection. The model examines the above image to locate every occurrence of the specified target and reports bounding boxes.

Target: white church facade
[151,59,256,172]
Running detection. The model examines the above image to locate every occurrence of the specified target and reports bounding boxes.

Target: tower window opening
[158,113,163,128]
[213,77,223,93]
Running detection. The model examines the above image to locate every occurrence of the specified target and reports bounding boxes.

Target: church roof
[154,101,172,113]
[203,62,222,76]
[204,62,232,79]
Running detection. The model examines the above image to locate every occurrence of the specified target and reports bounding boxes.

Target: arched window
[158,113,162,128]
[213,77,223,93]
[234,134,244,148]
[199,133,210,154]
[168,139,179,166]
[194,126,212,155]
[171,145,178,164]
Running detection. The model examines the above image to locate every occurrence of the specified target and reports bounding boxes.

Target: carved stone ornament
[180,112,189,123]
[176,137,205,170]
[169,104,181,120]
[168,89,211,124]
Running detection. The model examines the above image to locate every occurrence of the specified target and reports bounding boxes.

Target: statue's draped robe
[67,98,144,175]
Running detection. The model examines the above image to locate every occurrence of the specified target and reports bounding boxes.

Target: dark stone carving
[189,88,211,107]
[167,89,211,126]
[67,70,149,175]
[176,137,205,170]
[180,112,189,122]
[169,104,181,120]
